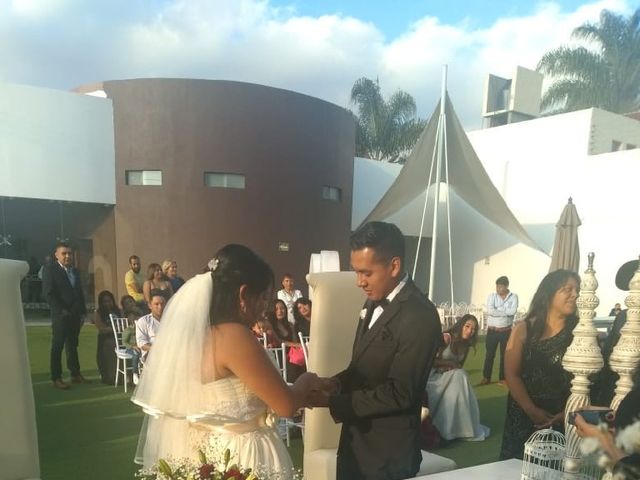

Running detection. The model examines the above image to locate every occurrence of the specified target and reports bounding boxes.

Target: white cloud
[0,0,633,128]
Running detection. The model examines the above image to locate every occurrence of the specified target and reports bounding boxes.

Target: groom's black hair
[209,244,274,325]
[350,221,405,265]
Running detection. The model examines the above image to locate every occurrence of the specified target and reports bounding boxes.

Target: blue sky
[271,0,592,36]
[0,0,633,128]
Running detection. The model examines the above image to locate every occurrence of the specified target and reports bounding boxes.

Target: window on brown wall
[322,185,341,202]
[125,170,162,186]
[204,172,245,189]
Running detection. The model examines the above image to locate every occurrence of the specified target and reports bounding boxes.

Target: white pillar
[0,258,41,480]
[562,253,604,471]
[609,255,640,410]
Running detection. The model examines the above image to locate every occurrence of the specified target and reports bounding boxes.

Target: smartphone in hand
[568,409,615,427]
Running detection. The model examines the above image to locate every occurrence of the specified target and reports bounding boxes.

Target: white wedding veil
[131,272,214,467]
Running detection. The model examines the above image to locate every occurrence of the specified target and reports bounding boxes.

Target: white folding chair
[298,332,310,367]
[109,314,134,393]
[266,341,305,446]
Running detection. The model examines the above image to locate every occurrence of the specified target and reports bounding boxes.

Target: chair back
[266,345,287,381]
[109,314,130,349]
[298,331,310,367]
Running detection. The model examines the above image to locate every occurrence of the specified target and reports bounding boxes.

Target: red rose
[222,468,244,479]
[198,463,215,479]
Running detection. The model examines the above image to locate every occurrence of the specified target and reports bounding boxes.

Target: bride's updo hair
[209,244,274,325]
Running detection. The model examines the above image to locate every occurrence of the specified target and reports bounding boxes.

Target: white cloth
[135,313,161,361]
[369,273,408,329]
[277,288,302,324]
[426,344,490,441]
[131,273,293,478]
[485,291,519,328]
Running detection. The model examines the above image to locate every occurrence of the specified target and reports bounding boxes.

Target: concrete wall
[98,79,355,298]
[0,82,115,204]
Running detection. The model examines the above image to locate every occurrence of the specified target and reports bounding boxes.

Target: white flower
[360,309,367,320]
[208,258,219,272]
[616,420,640,454]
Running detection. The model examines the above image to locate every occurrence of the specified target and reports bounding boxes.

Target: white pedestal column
[0,258,41,480]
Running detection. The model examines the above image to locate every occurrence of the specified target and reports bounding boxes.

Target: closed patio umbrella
[549,197,582,272]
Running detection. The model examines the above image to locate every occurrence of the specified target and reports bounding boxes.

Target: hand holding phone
[568,408,615,427]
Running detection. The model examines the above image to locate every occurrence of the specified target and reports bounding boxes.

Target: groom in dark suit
[311,221,443,480]
[42,242,88,389]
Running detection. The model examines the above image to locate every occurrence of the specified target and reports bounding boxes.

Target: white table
[417,459,523,479]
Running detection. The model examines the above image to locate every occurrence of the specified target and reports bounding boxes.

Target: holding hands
[292,373,339,408]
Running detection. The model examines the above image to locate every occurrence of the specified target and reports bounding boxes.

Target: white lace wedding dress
[194,376,294,477]
[132,272,294,479]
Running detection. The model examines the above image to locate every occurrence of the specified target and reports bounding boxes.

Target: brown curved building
[83,78,355,298]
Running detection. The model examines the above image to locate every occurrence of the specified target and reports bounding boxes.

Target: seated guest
[93,290,121,385]
[500,269,580,460]
[251,319,266,341]
[120,294,143,324]
[269,299,295,344]
[575,388,640,479]
[426,314,490,441]
[124,255,146,310]
[162,259,185,293]
[277,273,302,324]
[287,297,312,382]
[136,290,167,362]
[608,303,622,317]
[261,317,280,348]
[142,263,173,304]
[121,322,142,385]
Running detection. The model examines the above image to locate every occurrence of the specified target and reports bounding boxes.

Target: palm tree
[537,8,640,114]
[350,77,425,163]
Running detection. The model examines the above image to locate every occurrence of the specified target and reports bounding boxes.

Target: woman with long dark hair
[142,263,172,303]
[426,314,489,441]
[94,290,121,384]
[500,269,580,459]
[132,245,317,478]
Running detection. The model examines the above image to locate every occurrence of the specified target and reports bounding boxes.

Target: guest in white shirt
[136,290,166,362]
[276,273,302,324]
[480,276,518,385]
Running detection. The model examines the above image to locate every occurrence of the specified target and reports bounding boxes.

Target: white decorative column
[609,256,640,410]
[0,258,41,480]
[562,253,604,470]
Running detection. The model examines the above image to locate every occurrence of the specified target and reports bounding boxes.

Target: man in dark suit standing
[310,221,443,480]
[42,242,88,390]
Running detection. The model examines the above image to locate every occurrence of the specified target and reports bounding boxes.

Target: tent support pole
[428,65,447,300]
[412,119,440,280]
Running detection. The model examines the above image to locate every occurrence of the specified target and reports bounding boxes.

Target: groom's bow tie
[371,298,389,310]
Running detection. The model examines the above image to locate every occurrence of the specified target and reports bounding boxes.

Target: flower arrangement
[137,449,260,480]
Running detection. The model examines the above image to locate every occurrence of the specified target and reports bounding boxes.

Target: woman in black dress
[94,290,122,384]
[500,269,580,460]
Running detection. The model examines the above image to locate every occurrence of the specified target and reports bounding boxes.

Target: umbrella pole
[428,65,447,301]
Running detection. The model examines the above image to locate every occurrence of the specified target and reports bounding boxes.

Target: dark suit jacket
[329,279,443,480]
[42,262,87,322]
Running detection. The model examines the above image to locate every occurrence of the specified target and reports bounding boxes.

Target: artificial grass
[26,326,508,478]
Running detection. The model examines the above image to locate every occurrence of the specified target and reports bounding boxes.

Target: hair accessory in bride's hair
[208,258,219,272]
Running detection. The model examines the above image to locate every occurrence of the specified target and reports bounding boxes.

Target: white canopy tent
[360,81,542,304]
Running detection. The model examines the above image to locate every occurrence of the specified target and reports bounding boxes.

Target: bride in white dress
[132,244,317,478]
[426,314,490,442]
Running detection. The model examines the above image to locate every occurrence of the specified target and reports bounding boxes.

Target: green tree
[350,77,425,163]
[537,8,640,114]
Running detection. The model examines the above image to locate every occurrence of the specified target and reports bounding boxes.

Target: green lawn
[27,326,507,479]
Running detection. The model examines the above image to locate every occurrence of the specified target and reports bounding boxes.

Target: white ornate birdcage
[522,429,566,480]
